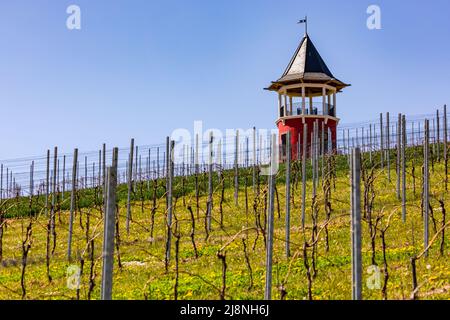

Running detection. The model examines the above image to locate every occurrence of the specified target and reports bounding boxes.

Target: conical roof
[266,34,349,92]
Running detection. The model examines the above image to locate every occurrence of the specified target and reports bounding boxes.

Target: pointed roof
[266,34,350,92]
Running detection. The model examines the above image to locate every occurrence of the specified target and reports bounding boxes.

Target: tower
[265,29,350,161]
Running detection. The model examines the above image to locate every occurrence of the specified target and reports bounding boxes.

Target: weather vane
[298,16,308,35]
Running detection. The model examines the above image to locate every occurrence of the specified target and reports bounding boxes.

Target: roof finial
[298,16,308,36]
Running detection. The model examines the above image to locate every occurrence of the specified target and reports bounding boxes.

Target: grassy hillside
[0,147,449,300]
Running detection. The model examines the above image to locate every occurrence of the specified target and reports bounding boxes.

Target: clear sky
[0,0,449,159]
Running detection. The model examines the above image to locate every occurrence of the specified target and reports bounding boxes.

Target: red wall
[277,117,337,160]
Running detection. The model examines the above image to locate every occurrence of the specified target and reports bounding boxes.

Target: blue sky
[0,0,449,159]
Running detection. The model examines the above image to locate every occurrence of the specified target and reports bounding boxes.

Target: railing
[279,102,335,118]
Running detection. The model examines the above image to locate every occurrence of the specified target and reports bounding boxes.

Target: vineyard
[0,110,449,300]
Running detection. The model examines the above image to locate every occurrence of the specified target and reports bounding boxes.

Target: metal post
[386,112,390,181]
[444,105,448,190]
[62,155,66,199]
[380,113,384,169]
[437,110,440,161]
[402,115,407,222]
[102,143,106,197]
[369,124,373,164]
[397,114,401,200]
[101,147,118,300]
[264,134,276,300]
[29,161,34,199]
[313,121,318,198]
[0,164,3,201]
[51,147,58,235]
[67,148,78,261]
[126,138,135,234]
[165,140,174,266]
[424,120,430,257]
[351,147,362,300]
[285,130,291,258]
[45,150,50,215]
[207,133,213,232]
[301,124,307,228]
[321,122,325,182]
[253,127,257,194]
[234,130,239,206]
[157,147,160,179]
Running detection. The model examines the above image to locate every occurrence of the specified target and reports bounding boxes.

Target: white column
[278,93,282,118]
[333,92,337,116]
[322,87,326,115]
[327,94,331,116]
[289,96,293,115]
[302,86,306,115]
[284,95,288,116]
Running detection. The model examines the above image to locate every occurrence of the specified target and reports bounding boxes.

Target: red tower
[265,31,350,161]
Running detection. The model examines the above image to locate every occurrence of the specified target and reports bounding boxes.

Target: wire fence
[1,107,448,199]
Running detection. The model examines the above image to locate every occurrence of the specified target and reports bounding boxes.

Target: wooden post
[285,130,291,258]
[264,134,277,300]
[126,139,135,234]
[101,147,118,300]
[351,147,362,300]
[67,148,78,261]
